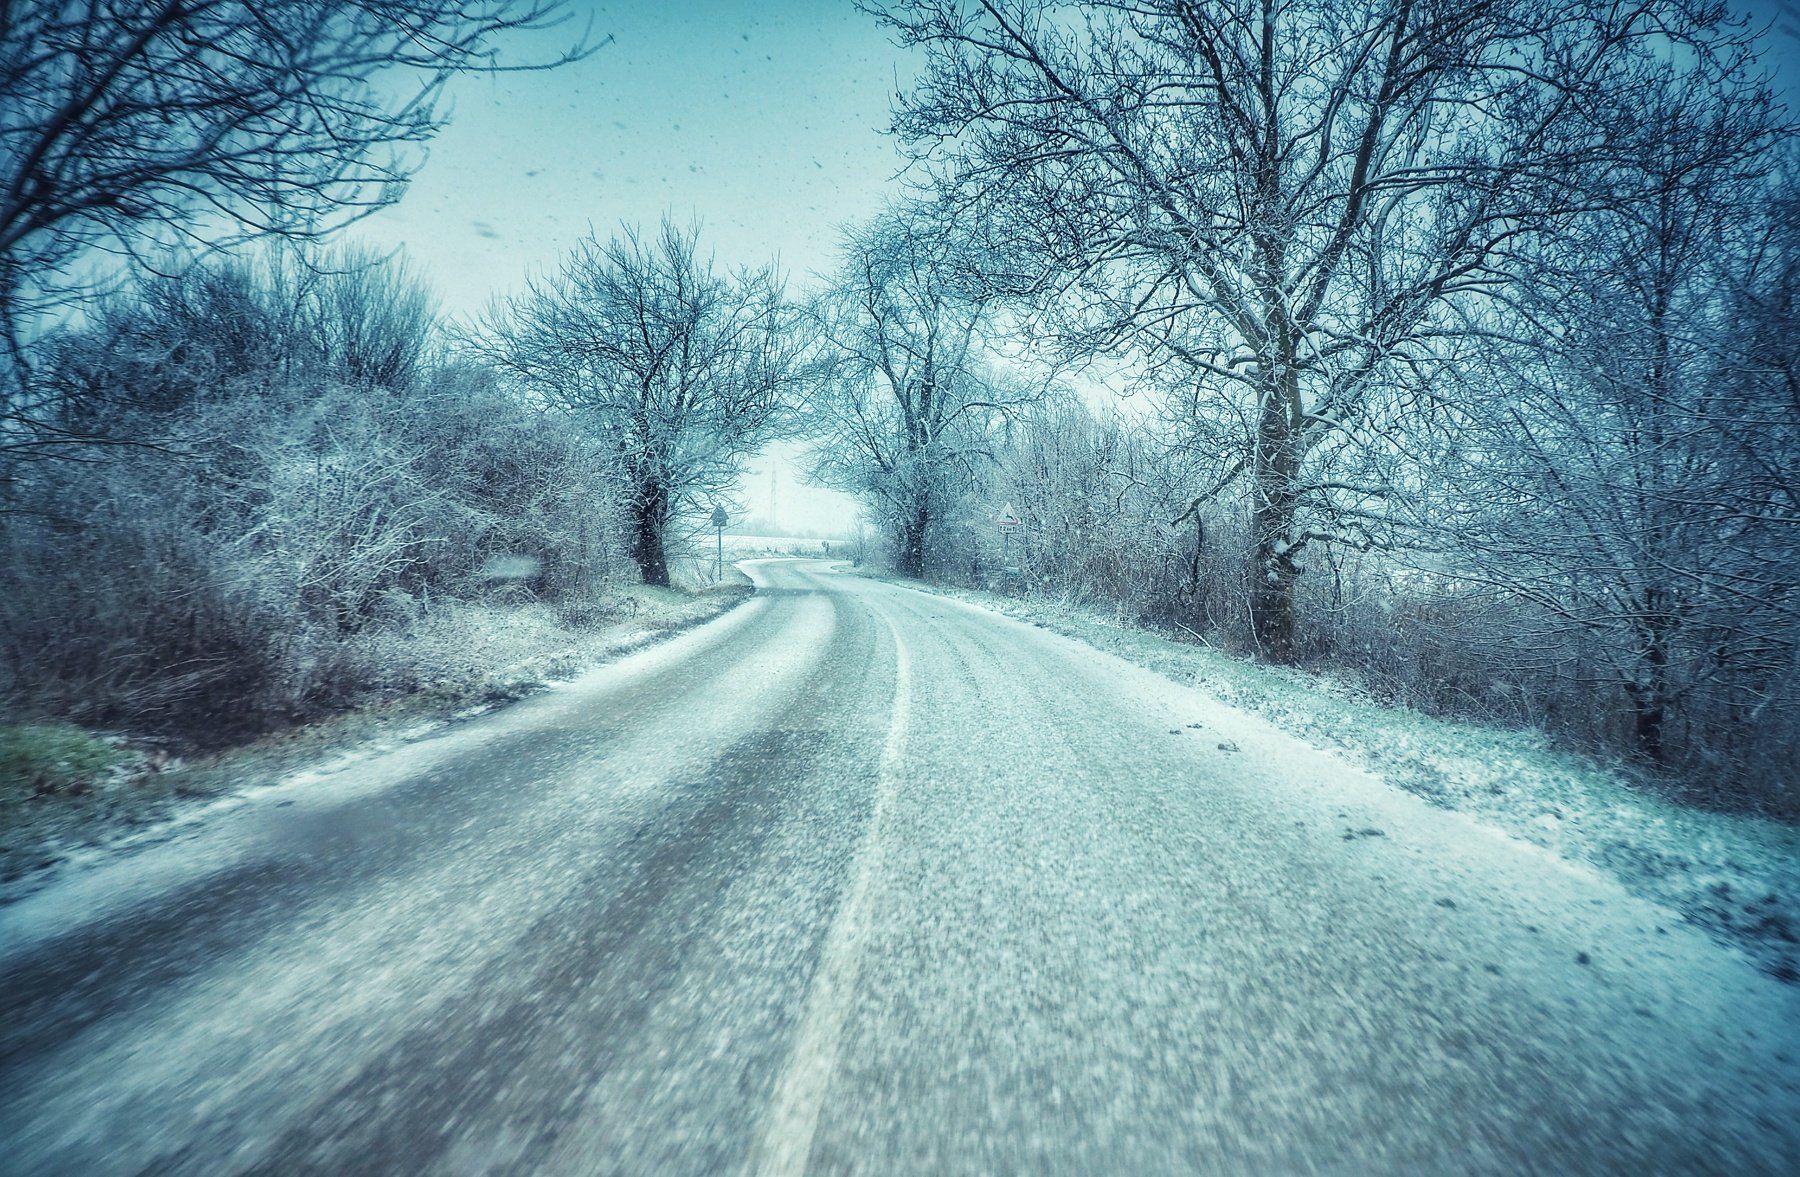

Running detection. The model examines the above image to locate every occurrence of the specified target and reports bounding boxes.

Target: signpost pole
[711,505,728,582]
[995,502,1023,580]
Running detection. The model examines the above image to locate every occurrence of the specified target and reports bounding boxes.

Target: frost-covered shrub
[0,455,285,736]
[0,255,632,741]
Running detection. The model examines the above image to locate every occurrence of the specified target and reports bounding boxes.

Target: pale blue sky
[359,1,914,317]
[355,0,1795,310]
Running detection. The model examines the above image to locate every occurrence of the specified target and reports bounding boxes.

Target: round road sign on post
[711,505,729,530]
[711,505,728,581]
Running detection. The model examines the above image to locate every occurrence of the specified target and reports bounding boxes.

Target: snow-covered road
[2,559,1796,1174]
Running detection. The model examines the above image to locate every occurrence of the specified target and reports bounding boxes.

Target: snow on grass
[0,582,751,900]
[911,579,1800,983]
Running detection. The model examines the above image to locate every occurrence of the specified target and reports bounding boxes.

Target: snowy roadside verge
[896,576,1799,983]
[0,579,753,902]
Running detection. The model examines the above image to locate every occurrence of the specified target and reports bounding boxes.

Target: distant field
[719,534,848,556]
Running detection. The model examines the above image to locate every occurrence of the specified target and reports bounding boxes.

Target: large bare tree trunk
[895,501,930,579]
[1248,423,1300,661]
[1248,338,1303,663]
[1631,587,1673,764]
[630,481,670,587]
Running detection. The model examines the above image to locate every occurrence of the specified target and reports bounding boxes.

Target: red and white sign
[996,503,1023,528]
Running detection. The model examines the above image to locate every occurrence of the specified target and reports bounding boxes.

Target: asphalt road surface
[2,560,1796,1174]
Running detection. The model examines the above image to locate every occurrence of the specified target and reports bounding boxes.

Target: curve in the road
[0,559,1796,1175]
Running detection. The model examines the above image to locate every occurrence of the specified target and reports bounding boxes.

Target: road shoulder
[1,580,755,904]
[879,572,1799,984]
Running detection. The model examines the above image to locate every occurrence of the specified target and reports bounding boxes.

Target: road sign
[711,505,729,529]
[997,502,1023,580]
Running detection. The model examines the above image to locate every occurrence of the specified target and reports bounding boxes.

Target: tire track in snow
[750,610,911,1177]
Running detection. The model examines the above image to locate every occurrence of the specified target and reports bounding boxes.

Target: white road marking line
[749,619,912,1177]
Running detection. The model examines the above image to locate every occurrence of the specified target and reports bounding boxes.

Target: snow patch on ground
[912,580,1800,983]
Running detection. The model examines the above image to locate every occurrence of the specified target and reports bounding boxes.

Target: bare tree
[0,0,593,437]
[478,221,806,586]
[872,0,1756,661]
[293,245,439,393]
[808,205,1038,576]
[1418,73,1794,768]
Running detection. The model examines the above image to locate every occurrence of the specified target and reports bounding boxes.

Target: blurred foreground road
[2,559,1797,1174]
